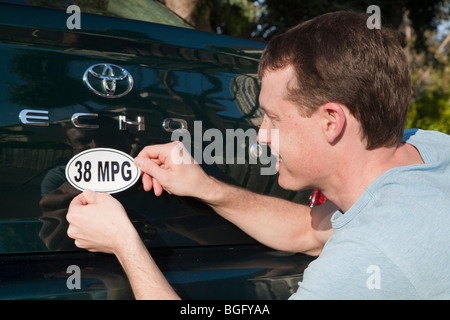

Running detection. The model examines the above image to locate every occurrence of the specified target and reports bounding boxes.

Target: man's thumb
[82,189,97,204]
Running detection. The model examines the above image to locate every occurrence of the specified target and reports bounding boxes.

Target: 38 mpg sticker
[65,148,140,194]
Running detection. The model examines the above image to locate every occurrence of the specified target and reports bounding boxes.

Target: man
[66,11,450,299]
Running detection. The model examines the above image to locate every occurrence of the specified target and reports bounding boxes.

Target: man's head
[258,11,411,150]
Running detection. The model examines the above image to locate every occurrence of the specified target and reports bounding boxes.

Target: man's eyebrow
[258,106,267,117]
[258,102,266,111]
[259,103,271,114]
[260,105,275,118]
[259,101,279,119]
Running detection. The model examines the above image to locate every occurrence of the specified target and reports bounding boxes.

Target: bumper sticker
[65,148,140,194]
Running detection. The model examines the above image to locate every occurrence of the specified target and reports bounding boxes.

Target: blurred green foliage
[406,24,450,133]
[407,65,450,133]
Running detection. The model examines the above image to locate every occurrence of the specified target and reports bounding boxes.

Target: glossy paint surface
[0,1,312,299]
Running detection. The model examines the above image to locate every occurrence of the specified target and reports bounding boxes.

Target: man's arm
[134,142,336,255]
[207,180,336,255]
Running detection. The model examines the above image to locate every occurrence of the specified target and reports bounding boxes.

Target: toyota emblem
[83,63,133,98]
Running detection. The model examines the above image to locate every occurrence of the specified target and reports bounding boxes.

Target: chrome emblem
[83,63,133,98]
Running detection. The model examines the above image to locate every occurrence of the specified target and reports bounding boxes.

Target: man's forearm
[199,177,326,253]
[114,231,180,300]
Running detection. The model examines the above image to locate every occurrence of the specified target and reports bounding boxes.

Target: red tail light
[309,189,326,207]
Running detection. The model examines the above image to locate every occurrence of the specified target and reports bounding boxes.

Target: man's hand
[67,189,139,255]
[66,189,180,299]
[134,141,214,199]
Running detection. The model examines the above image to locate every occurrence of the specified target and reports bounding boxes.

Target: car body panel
[0,1,313,299]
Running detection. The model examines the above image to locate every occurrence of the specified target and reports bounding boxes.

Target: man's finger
[142,173,154,192]
[134,156,166,181]
[135,142,174,161]
[152,178,164,196]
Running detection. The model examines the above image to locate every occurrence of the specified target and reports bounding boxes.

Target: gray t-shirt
[290,129,450,299]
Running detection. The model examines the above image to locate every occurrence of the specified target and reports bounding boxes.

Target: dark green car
[0,0,314,299]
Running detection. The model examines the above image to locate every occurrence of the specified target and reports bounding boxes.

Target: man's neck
[323,142,424,212]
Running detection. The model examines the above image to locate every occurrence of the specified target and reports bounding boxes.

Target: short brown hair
[258,11,411,150]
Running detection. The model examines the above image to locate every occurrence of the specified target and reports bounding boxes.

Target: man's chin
[278,172,309,192]
[277,174,296,191]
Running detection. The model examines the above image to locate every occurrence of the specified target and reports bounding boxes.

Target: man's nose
[257,116,271,146]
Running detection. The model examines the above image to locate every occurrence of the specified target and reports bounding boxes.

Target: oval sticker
[65,148,140,194]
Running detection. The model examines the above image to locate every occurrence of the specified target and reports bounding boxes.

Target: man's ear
[320,103,347,145]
